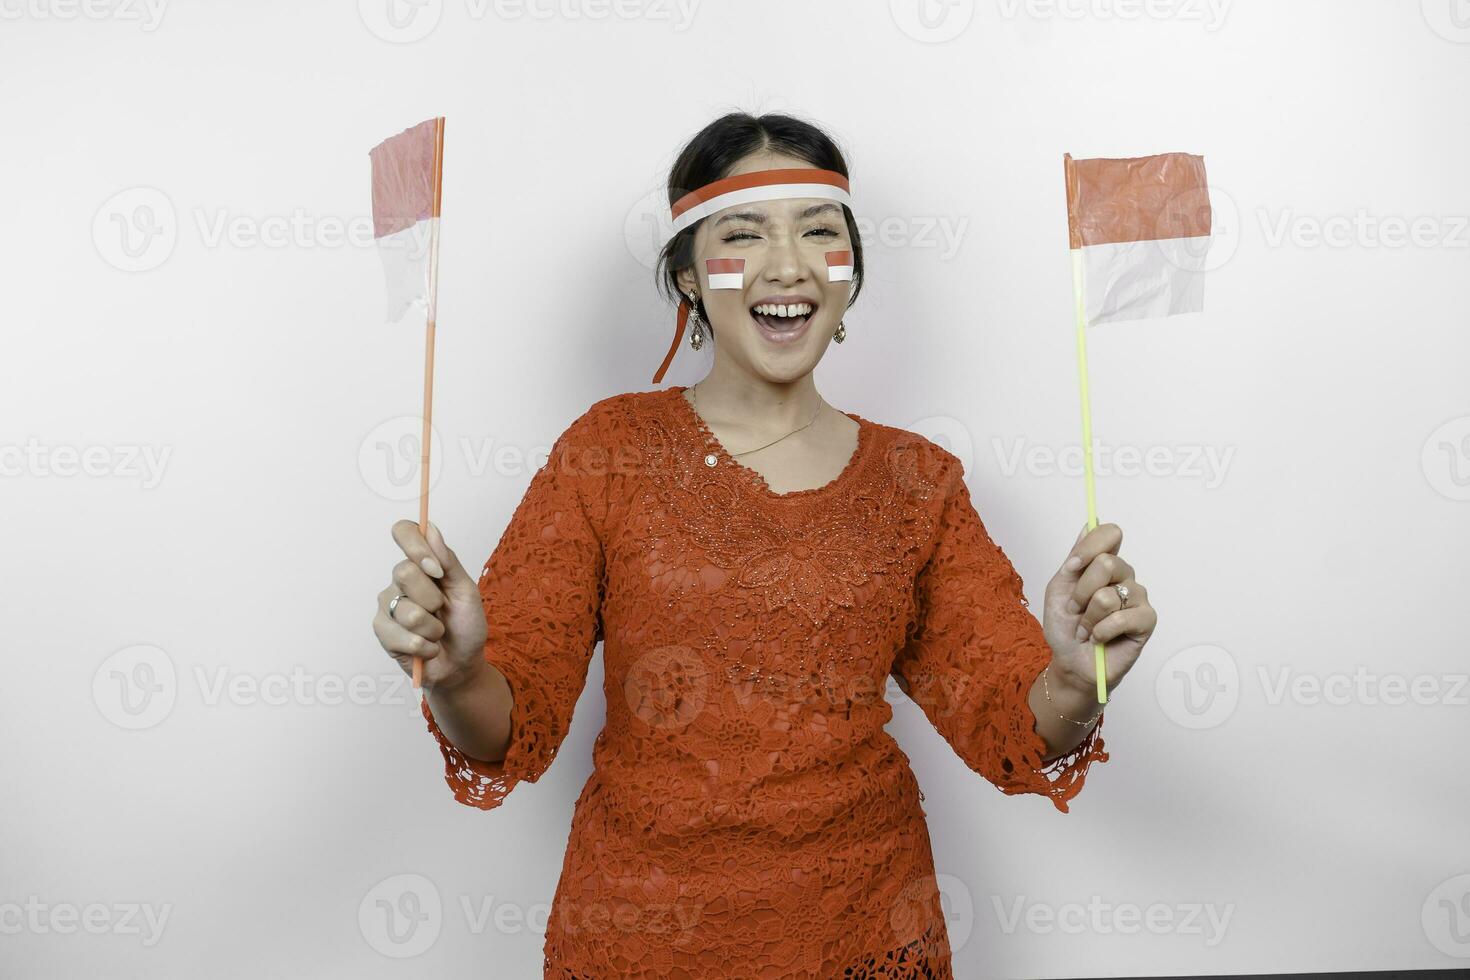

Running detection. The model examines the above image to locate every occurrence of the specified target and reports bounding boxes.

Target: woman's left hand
[1041,521,1156,694]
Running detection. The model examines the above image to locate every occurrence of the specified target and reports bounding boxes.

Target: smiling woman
[387,111,1146,980]
[652,114,865,385]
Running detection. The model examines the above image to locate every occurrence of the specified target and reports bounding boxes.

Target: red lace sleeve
[420,407,607,810]
[891,452,1109,813]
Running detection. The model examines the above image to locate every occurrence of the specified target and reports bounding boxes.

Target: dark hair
[655,112,864,343]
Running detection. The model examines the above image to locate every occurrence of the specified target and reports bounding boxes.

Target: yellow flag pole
[1070,248,1108,705]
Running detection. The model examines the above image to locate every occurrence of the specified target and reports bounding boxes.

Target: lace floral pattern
[420,386,1108,978]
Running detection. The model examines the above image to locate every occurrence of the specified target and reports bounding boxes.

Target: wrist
[432,652,490,696]
[1043,662,1106,723]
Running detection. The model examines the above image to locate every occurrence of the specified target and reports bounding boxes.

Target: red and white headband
[652,167,855,384]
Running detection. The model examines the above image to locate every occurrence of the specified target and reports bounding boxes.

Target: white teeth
[752,302,813,317]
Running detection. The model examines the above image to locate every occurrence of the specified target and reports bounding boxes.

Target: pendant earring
[834,320,846,344]
[687,294,705,351]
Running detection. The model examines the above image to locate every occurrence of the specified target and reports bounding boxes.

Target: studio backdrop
[5,1,1468,976]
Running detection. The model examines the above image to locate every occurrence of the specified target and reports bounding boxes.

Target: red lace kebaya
[421,385,1109,978]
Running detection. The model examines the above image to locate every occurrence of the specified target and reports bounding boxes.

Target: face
[675,150,854,383]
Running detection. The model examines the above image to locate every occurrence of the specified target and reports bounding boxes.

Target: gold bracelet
[1042,665,1105,727]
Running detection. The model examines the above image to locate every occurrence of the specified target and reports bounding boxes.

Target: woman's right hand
[373,520,488,690]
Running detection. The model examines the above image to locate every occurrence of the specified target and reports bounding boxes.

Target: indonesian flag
[369,118,444,323]
[1064,152,1211,325]
[705,257,744,289]
[825,250,854,282]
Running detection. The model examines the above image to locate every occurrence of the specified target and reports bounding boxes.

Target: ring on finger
[1113,583,1131,609]
[388,593,409,622]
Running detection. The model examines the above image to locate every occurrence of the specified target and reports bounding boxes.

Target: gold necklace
[691,383,825,458]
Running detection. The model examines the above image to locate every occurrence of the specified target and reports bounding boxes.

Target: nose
[762,232,807,285]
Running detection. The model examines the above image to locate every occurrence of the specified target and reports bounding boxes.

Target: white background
[5,0,1470,976]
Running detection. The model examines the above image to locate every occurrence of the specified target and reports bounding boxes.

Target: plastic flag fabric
[370,118,444,323]
[1064,152,1211,325]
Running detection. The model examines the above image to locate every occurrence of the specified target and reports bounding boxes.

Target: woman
[372,112,1156,978]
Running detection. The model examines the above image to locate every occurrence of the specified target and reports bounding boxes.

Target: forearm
[1027,660,1106,763]
[424,657,515,763]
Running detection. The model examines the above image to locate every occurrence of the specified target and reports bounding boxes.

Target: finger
[378,594,445,641]
[1079,577,1145,632]
[391,518,446,580]
[391,557,446,612]
[1060,521,1120,577]
[372,610,443,661]
[425,520,478,597]
[1091,603,1157,645]
[1072,552,1134,612]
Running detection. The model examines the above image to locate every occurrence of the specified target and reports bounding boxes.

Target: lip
[748,294,818,346]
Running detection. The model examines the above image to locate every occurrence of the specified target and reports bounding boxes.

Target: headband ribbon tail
[651,297,690,384]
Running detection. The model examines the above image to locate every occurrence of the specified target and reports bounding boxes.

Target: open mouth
[749,299,816,339]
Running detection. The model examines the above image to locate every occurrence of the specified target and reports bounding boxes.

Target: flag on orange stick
[370,116,445,697]
[1063,151,1211,703]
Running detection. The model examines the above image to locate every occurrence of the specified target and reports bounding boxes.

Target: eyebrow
[713,202,843,226]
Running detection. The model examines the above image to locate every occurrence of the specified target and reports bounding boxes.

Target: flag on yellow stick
[1063,151,1212,703]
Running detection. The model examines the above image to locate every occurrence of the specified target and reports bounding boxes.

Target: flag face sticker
[825,250,854,282]
[705,257,745,290]
[370,118,443,322]
[1064,152,1211,325]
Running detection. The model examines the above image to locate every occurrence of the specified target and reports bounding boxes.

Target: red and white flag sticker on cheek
[825,250,854,283]
[705,257,745,289]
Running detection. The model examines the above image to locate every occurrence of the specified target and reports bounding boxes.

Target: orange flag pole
[412,116,446,697]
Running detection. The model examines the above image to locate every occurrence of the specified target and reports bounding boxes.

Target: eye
[804,224,839,238]
[722,231,760,243]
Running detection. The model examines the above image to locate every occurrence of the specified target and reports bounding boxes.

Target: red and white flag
[369,118,444,323]
[825,250,854,283]
[1064,152,1211,325]
[705,257,744,289]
